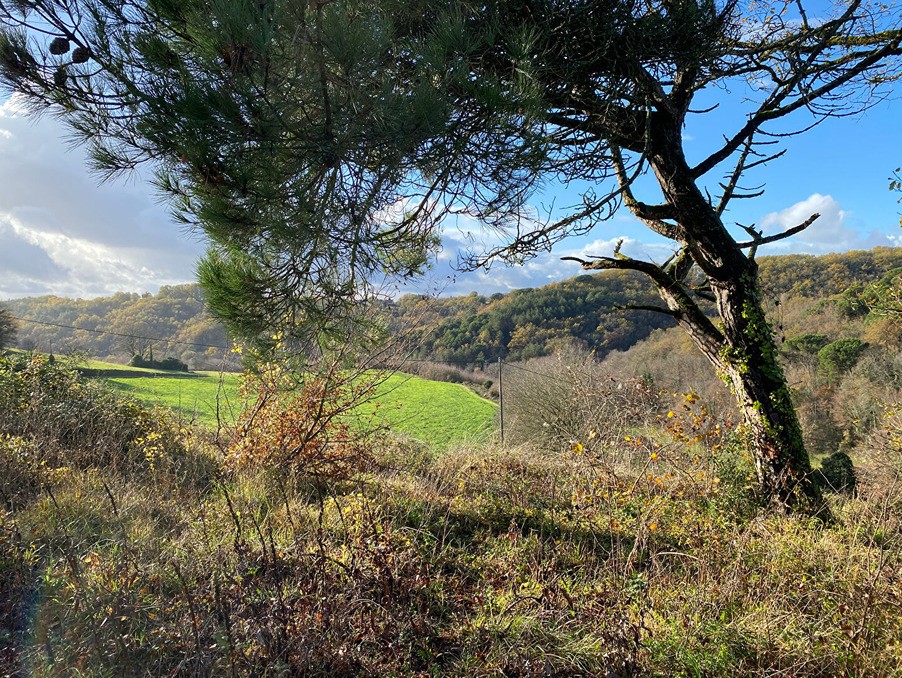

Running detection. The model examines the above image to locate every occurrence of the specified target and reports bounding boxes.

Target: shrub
[227,367,376,480]
[0,436,43,510]
[129,354,190,372]
[818,451,857,493]
[502,348,659,458]
[0,353,202,477]
[783,332,830,356]
[0,510,38,673]
[855,402,902,491]
[0,306,15,349]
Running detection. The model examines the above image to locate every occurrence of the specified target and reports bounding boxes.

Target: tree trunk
[690,270,824,512]
[643,118,825,514]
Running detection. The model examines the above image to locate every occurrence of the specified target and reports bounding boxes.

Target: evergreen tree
[0,305,16,349]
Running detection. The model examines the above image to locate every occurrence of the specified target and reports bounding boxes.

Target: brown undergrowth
[1,354,901,676]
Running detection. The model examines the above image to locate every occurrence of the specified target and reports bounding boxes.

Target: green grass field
[107,372,244,428]
[358,372,498,447]
[86,358,497,447]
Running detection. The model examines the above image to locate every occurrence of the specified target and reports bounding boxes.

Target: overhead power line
[13,315,572,377]
[10,315,231,351]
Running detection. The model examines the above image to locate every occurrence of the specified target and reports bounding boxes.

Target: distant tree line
[128,353,190,373]
[393,271,675,364]
[3,248,901,370]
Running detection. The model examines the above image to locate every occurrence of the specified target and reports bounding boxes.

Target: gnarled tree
[1,0,900,511]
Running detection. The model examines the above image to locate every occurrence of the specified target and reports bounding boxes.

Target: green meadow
[107,372,244,428]
[87,359,496,447]
[355,371,498,447]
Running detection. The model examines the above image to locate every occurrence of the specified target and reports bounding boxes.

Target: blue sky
[0,72,899,300]
[407,87,901,297]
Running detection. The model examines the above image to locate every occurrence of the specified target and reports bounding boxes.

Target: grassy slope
[5,416,900,676]
[5,348,902,676]
[108,372,244,428]
[360,372,497,447]
[89,358,496,447]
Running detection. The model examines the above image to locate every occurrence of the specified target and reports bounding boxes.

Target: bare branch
[611,146,682,240]
[693,19,902,179]
[736,213,820,249]
[716,135,755,216]
[614,303,682,318]
[560,252,725,347]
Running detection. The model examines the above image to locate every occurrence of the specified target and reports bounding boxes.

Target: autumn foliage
[227,366,376,480]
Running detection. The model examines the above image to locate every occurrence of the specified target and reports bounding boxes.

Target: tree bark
[642,115,825,513]
[689,270,824,512]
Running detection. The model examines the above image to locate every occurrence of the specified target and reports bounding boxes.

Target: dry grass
[2,354,901,677]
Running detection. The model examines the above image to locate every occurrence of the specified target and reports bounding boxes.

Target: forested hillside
[3,285,233,370]
[391,270,674,363]
[756,247,902,298]
[394,247,902,363]
[4,247,902,368]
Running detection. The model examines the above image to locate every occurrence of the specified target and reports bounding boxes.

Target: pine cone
[49,37,70,55]
[71,46,92,64]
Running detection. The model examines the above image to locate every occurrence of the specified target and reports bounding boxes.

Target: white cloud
[0,210,201,298]
[756,193,895,254]
[0,217,66,286]
[416,193,897,297]
[407,228,678,297]
[0,99,202,299]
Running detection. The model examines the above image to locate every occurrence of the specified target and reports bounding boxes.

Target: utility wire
[10,315,232,351]
[501,360,573,384]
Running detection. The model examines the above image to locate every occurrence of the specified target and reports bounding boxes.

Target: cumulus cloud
[757,193,895,254]
[0,95,202,299]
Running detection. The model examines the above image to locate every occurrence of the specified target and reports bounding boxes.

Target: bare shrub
[502,347,658,461]
[854,402,902,496]
[601,327,735,419]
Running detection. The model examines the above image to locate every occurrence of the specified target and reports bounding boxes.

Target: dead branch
[737,213,820,250]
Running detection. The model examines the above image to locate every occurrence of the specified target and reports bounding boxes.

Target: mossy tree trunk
[579,115,825,513]
[692,269,823,512]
